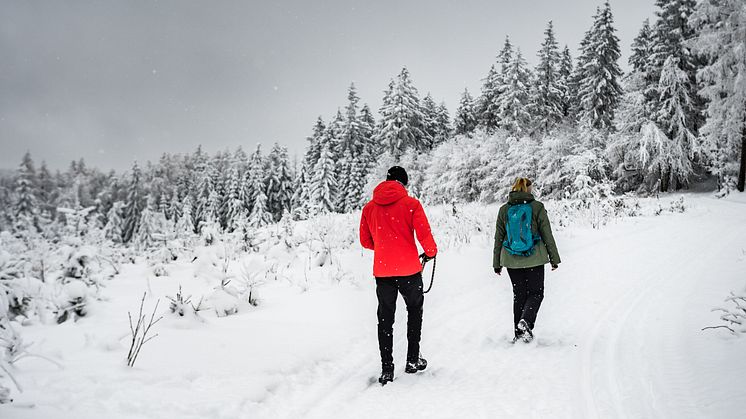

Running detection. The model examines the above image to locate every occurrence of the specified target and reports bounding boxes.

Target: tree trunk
[660,165,670,193]
[738,126,746,192]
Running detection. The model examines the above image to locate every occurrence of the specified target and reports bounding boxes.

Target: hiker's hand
[551,264,559,271]
[494,267,502,276]
[419,252,433,263]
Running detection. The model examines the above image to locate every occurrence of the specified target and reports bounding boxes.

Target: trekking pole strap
[421,255,436,294]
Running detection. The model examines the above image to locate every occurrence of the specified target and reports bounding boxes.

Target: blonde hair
[511,177,533,193]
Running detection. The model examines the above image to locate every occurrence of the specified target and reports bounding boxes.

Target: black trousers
[507,266,545,335]
[375,272,424,371]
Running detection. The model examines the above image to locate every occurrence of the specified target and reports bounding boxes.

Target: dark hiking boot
[517,319,534,343]
[405,357,427,373]
[379,370,394,386]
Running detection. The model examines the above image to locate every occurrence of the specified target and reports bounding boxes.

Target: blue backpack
[503,203,541,257]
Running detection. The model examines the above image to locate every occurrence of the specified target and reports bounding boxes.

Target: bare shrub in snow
[167,285,206,318]
[238,263,264,306]
[126,293,162,367]
[669,197,686,213]
[703,288,746,335]
[654,197,687,216]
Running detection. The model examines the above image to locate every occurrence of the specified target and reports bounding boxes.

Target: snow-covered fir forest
[3,0,746,239]
[1,0,746,417]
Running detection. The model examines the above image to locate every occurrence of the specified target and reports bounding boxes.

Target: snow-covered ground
[2,194,745,419]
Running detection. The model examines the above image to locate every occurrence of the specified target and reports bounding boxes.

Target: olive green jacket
[493,191,561,269]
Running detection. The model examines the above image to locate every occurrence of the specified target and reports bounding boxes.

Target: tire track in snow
[580,199,740,419]
[260,252,503,419]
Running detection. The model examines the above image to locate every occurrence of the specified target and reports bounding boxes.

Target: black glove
[494,267,502,275]
[419,252,434,263]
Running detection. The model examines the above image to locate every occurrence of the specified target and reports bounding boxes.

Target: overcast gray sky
[0,0,655,171]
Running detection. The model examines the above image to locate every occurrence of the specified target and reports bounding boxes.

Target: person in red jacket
[359,166,437,385]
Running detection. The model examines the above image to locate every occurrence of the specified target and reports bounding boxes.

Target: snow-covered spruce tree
[455,88,478,136]
[532,21,564,133]
[103,201,125,243]
[497,49,533,136]
[609,70,654,192]
[359,103,379,165]
[629,19,658,119]
[290,163,311,219]
[0,187,10,231]
[477,65,501,132]
[294,117,325,215]
[95,171,122,224]
[134,197,160,250]
[148,172,167,220]
[175,195,195,238]
[233,146,249,173]
[689,0,746,192]
[574,2,623,132]
[248,187,272,228]
[199,188,221,235]
[339,83,366,157]
[305,117,325,172]
[630,19,655,75]
[63,158,95,210]
[222,165,244,232]
[327,109,345,161]
[377,79,395,129]
[558,46,575,118]
[332,85,366,212]
[344,153,367,211]
[166,185,181,223]
[421,93,441,150]
[434,102,452,148]
[310,141,338,213]
[650,0,701,126]
[13,152,38,228]
[609,20,667,193]
[377,67,427,157]
[244,146,273,227]
[210,152,229,199]
[37,161,56,221]
[239,161,255,216]
[243,144,265,214]
[655,56,696,191]
[121,161,145,243]
[335,148,353,212]
[192,158,215,233]
[497,36,514,78]
[265,143,294,221]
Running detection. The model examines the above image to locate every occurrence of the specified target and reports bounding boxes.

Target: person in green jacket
[493,178,561,343]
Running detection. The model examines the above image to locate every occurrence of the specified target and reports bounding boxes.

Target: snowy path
[253,196,746,419]
[4,195,746,419]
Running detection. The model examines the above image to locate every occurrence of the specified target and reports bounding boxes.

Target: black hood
[508,191,535,205]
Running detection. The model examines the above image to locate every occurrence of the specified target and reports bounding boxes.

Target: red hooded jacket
[360,181,438,278]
